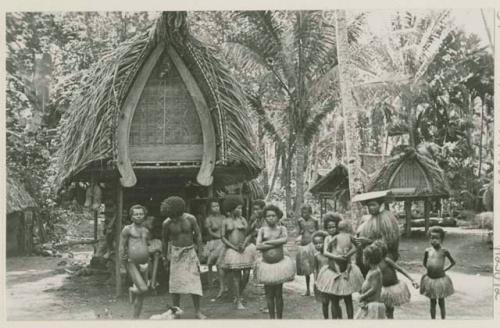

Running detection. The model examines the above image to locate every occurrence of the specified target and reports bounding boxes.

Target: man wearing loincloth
[161,196,206,319]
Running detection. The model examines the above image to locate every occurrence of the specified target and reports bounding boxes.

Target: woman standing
[353,191,400,277]
[220,195,257,309]
[255,204,295,319]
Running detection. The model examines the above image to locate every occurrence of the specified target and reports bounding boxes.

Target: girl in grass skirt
[420,227,455,319]
[318,220,364,319]
[255,204,295,319]
[311,231,331,318]
[372,240,419,318]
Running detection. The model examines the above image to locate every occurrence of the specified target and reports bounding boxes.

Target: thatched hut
[6,176,38,256]
[366,146,450,234]
[55,12,261,294]
[309,155,385,220]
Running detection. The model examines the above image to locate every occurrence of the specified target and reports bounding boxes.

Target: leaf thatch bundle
[7,176,37,214]
[367,146,450,198]
[55,12,261,189]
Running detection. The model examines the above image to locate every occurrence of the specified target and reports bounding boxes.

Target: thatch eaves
[366,146,450,199]
[7,176,37,214]
[55,12,261,189]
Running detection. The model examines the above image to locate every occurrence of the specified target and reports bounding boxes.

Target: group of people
[118,192,456,320]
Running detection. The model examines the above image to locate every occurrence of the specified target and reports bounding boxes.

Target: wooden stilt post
[404,200,412,236]
[424,198,430,233]
[115,181,123,297]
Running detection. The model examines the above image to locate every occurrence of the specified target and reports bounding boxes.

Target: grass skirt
[254,255,295,285]
[316,264,364,296]
[420,274,454,299]
[296,243,316,275]
[381,280,411,307]
[203,239,224,266]
[221,244,257,270]
[355,302,386,319]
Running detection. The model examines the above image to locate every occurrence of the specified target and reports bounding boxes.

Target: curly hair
[428,226,446,240]
[160,196,185,217]
[312,230,328,241]
[206,199,221,212]
[337,220,352,233]
[323,212,343,229]
[222,195,244,214]
[263,204,283,219]
[301,204,313,214]
[372,239,388,258]
[129,204,148,218]
[252,199,266,209]
[363,243,382,266]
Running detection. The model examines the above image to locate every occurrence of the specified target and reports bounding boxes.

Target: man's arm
[119,226,129,262]
[188,214,203,254]
[162,219,171,259]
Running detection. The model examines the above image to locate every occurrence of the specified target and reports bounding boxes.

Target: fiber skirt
[355,302,386,319]
[221,244,257,270]
[203,239,224,265]
[420,274,454,299]
[381,280,411,307]
[296,243,316,275]
[315,264,364,296]
[314,285,327,303]
[254,256,295,285]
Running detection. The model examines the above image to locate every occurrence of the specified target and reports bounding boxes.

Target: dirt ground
[5,228,493,320]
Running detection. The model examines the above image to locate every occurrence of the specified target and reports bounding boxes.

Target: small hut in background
[6,176,38,256]
[55,12,261,295]
[310,154,388,220]
[367,146,450,234]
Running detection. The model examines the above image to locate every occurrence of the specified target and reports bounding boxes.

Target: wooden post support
[404,200,412,236]
[424,198,430,233]
[115,182,123,297]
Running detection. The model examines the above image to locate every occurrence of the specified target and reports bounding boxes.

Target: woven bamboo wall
[129,53,203,162]
[389,161,430,190]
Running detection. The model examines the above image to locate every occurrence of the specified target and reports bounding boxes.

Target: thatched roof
[7,176,37,214]
[309,164,370,197]
[55,12,261,189]
[310,164,349,195]
[367,146,450,199]
[242,180,265,200]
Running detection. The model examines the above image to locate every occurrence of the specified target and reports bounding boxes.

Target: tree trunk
[294,131,306,219]
[266,146,281,201]
[335,10,364,227]
[258,120,269,195]
[283,150,293,223]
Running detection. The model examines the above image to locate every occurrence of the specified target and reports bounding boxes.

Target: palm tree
[334,10,365,225]
[225,11,365,219]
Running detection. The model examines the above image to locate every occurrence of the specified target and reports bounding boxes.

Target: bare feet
[196,312,207,319]
[236,301,246,310]
[303,291,311,296]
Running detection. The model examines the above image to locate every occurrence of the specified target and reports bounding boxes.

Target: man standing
[161,196,206,319]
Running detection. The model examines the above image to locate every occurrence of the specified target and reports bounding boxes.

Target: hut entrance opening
[129,52,203,164]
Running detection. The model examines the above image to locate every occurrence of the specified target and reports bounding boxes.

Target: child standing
[311,231,330,319]
[255,204,295,319]
[355,244,385,319]
[318,220,364,319]
[420,227,455,319]
[372,240,419,318]
[295,204,319,296]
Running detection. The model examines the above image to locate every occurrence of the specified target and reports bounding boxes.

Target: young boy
[295,204,319,296]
